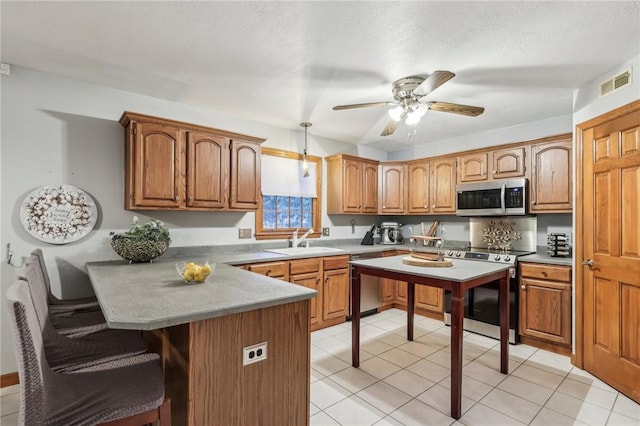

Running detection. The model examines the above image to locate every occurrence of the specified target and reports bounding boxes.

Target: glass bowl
[175,261,215,284]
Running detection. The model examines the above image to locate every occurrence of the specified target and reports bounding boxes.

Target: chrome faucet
[292,228,314,248]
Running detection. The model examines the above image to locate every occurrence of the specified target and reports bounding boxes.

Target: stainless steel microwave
[456,178,529,216]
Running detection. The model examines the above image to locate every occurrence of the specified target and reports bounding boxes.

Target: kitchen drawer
[247,261,289,279]
[289,258,321,275]
[520,263,571,282]
[323,255,350,270]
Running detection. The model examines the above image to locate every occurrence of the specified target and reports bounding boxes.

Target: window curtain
[261,155,317,197]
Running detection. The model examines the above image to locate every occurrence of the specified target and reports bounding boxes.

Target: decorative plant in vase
[110,216,171,263]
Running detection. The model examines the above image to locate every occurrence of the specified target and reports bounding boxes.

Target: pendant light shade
[300,122,312,178]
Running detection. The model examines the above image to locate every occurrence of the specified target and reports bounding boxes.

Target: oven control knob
[455,252,462,257]
[494,255,501,261]
[447,250,454,256]
[504,256,511,262]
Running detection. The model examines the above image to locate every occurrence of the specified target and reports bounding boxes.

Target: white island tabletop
[86,260,316,330]
[350,255,511,282]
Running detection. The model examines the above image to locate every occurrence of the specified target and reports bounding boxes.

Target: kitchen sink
[264,246,345,255]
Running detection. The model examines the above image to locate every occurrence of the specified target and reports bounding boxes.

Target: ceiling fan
[332,70,484,136]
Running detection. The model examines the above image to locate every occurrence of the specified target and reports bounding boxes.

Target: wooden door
[491,147,527,179]
[323,269,349,321]
[379,163,405,213]
[457,152,488,182]
[580,103,640,403]
[132,122,184,208]
[229,140,260,210]
[362,161,379,213]
[530,139,572,212]
[186,132,229,209]
[342,159,363,213]
[430,157,457,213]
[408,161,430,213]
[290,273,322,327]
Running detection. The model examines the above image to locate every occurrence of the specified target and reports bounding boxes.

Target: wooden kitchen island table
[350,255,511,420]
[87,259,316,426]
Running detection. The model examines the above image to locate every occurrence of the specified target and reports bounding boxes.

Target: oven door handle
[500,183,506,214]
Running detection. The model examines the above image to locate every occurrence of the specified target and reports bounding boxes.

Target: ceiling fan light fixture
[388,105,404,122]
[405,111,421,126]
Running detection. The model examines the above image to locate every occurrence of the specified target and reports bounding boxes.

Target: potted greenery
[110,216,171,263]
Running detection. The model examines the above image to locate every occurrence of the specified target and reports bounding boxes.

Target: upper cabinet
[530,137,572,212]
[458,146,528,182]
[326,154,379,214]
[379,162,406,214]
[430,157,457,213]
[407,160,430,214]
[120,112,264,211]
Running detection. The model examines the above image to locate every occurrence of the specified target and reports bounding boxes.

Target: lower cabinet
[240,255,350,331]
[415,286,444,315]
[519,262,572,353]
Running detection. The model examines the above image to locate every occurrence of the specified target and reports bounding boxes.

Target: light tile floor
[1,308,639,425]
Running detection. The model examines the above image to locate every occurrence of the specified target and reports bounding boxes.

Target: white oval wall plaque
[20,185,98,244]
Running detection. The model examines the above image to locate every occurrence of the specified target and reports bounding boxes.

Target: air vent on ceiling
[600,68,632,97]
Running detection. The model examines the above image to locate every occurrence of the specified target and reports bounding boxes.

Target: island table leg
[499,272,510,374]
[407,282,415,341]
[450,287,464,420]
[351,269,361,367]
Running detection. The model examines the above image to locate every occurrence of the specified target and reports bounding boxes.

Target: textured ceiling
[2,1,639,151]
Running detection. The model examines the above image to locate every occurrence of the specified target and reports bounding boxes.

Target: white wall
[0,66,388,374]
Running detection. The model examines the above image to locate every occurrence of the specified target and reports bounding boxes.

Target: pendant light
[300,122,312,178]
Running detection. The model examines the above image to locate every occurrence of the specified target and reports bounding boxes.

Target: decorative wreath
[20,185,98,244]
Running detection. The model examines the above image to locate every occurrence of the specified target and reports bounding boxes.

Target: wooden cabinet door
[491,147,527,179]
[530,139,572,212]
[186,132,229,209]
[291,272,322,327]
[415,286,444,314]
[131,122,184,208]
[430,157,457,213]
[380,278,396,304]
[519,277,571,346]
[323,268,349,321]
[342,159,363,213]
[379,163,405,213]
[362,161,379,213]
[229,140,261,210]
[395,281,408,303]
[407,160,430,213]
[457,152,488,182]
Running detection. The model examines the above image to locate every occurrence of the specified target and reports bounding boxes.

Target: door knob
[582,259,594,267]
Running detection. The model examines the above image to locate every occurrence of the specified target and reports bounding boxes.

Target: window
[255,148,322,240]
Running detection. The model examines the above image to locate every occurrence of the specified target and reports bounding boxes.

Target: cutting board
[402,256,453,267]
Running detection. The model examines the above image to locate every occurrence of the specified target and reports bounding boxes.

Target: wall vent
[600,68,632,97]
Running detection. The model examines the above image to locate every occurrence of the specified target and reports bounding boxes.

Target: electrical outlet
[238,228,252,239]
[322,227,330,236]
[243,342,267,366]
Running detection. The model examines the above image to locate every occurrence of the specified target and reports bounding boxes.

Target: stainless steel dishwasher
[349,251,383,317]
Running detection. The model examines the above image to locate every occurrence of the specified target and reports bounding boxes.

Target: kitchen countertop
[86,260,316,330]
[350,255,512,282]
[518,248,573,266]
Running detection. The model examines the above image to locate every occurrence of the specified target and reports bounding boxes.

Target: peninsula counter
[87,260,316,426]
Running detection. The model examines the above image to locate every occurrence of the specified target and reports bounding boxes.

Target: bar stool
[17,257,147,372]
[6,280,170,425]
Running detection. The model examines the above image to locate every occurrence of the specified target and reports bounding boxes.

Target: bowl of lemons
[176,261,215,284]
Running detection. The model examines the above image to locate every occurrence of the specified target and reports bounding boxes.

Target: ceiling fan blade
[333,101,395,111]
[428,101,484,117]
[413,70,455,96]
[381,120,400,136]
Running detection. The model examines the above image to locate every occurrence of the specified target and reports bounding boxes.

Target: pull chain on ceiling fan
[332,70,484,137]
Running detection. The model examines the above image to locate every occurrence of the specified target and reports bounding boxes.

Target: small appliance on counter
[379,221,403,245]
[547,233,571,257]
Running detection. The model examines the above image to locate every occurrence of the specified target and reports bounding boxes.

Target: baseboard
[1,372,19,388]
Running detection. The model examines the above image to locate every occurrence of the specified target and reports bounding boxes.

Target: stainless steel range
[443,217,537,344]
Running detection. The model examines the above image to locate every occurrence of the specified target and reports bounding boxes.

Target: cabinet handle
[317,278,321,284]
[266,270,271,276]
[493,170,497,174]
[521,285,526,290]
[542,271,548,277]
[432,204,436,208]
[175,196,180,201]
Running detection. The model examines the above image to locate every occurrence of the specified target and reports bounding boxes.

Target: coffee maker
[379,222,403,245]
